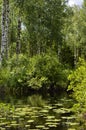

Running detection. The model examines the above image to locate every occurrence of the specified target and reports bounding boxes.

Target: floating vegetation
[54,103,63,107]
[10,123,19,127]
[46,116,55,119]
[5,125,11,128]
[0,122,7,126]
[43,127,49,130]
[0,95,82,130]
[45,122,59,126]
[44,106,53,110]
[68,128,76,130]
[61,116,67,119]
[25,124,30,128]
[45,118,61,124]
[39,109,49,113]
[36,125,45,128]
[29,129,40,130]
[53,108,71,114]
[61,116,76,120]
[65,122,79,126]
[27,119,34,123]
[0,128,6,130]
[49,125,57,127]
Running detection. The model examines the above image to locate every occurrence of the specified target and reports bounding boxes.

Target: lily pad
[46,116,55,119]
[27,119,34,123]
[36,125,45,128]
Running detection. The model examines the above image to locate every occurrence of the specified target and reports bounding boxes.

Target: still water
[0,92,85,130]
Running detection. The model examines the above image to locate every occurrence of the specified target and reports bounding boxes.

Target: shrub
[68,58,86,113]
[26,51,68,89]
[0,54,29,88]
[0,67,10,87]
[0,52,69,92]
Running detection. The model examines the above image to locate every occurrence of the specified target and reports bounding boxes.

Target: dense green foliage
[0,51,69,92]
[68,58,86,113]
[0,0,71,92]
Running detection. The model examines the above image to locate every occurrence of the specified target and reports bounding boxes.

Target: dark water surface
[0,92,85,130]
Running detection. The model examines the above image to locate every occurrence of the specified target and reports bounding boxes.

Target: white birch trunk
[5,0,9,59]
[1,0,9,62]
[74,45,78,67]
[1,0,6,61]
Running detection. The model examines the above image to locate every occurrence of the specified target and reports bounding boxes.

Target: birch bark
[1,0,9,62]
[16,16,21,56]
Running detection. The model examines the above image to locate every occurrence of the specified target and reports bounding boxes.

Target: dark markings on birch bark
[5,0,9,59]
[16,16,21,57]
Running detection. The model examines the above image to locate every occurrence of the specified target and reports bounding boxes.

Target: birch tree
[13,0,24,58]
[1,0,9,62]
[64,6,81,67]
[16,15,21,56]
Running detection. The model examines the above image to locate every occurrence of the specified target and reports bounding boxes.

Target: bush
[0,51,69,92]
[0,54,28,88]
[68,58,86,113]
[26,51,68,89]
[0,67,10,87]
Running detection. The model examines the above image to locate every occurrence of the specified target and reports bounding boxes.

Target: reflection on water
[0,93,85,130]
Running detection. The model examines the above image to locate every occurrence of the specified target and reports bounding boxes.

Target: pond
[0,92,85,130]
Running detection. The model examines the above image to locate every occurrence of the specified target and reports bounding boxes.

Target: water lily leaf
[46,116,55,119]
[27,119,34,123]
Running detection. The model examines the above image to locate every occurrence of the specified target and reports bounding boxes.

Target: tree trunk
[74,46,78,67]
[16,16,21,57]
[5,0,9,59]
[1,0,9,62]
[58,44,61,61]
